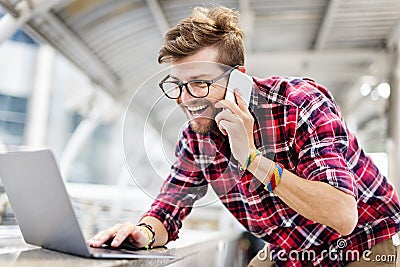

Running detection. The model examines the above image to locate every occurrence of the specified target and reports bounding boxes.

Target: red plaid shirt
[142,76,400,266]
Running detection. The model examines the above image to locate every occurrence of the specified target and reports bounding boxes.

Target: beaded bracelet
[137,223,155,249]
[240,149,261,171]
[265,162,284,192]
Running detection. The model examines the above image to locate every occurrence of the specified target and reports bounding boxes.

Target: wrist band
[240,149,261,171]
[262,161,275,185]
[265,162,284,192]
[137,223,155,249]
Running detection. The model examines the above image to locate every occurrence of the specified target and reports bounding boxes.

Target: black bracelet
[137,223,155,249]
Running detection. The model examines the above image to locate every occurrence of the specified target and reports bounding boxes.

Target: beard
[178,98,221,134]
[189,117,218,134]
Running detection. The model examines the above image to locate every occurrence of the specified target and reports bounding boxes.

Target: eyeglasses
[159,65,238,99]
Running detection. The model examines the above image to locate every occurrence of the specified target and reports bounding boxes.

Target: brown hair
[158,6,245,67]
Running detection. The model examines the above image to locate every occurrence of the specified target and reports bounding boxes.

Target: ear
[237,66,246,73]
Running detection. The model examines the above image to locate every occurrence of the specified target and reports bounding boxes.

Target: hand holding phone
[216,69,256,162]
[225,69,253,106]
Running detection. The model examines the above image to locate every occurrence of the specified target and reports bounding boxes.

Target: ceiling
[1,0,400,150]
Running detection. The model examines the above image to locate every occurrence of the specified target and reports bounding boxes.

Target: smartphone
[225,69,253,106]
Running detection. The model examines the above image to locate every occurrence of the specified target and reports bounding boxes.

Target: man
[88,6,400,266]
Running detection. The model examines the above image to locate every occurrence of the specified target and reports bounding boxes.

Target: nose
[179,85,193,103]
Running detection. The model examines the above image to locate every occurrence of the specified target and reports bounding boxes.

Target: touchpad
[103,238,141,250]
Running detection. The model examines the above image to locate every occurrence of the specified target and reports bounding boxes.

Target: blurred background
[0,0,399,265]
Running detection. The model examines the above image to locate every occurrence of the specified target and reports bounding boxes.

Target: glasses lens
[187,81,209,97]
[161,82,181,99]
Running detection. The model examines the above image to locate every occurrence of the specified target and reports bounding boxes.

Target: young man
[88,6,400,266]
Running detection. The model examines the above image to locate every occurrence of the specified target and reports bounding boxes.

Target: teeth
[187,105,208,112]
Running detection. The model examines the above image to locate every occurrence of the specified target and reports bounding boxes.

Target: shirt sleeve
[293,97,358,199]
[140,130,208,242]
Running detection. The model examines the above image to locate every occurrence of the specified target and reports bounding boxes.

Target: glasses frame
[159,65,239,99]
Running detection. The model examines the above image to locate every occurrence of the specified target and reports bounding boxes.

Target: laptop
[0,149,177,259]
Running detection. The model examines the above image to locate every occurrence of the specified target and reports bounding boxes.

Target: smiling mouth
[186,104,210,116]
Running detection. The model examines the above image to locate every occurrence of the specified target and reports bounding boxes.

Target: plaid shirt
[142,76,400,266]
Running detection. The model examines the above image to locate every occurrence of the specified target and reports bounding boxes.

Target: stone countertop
[0,225,244,267]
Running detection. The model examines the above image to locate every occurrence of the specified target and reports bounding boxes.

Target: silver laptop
[0,149,177,259]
